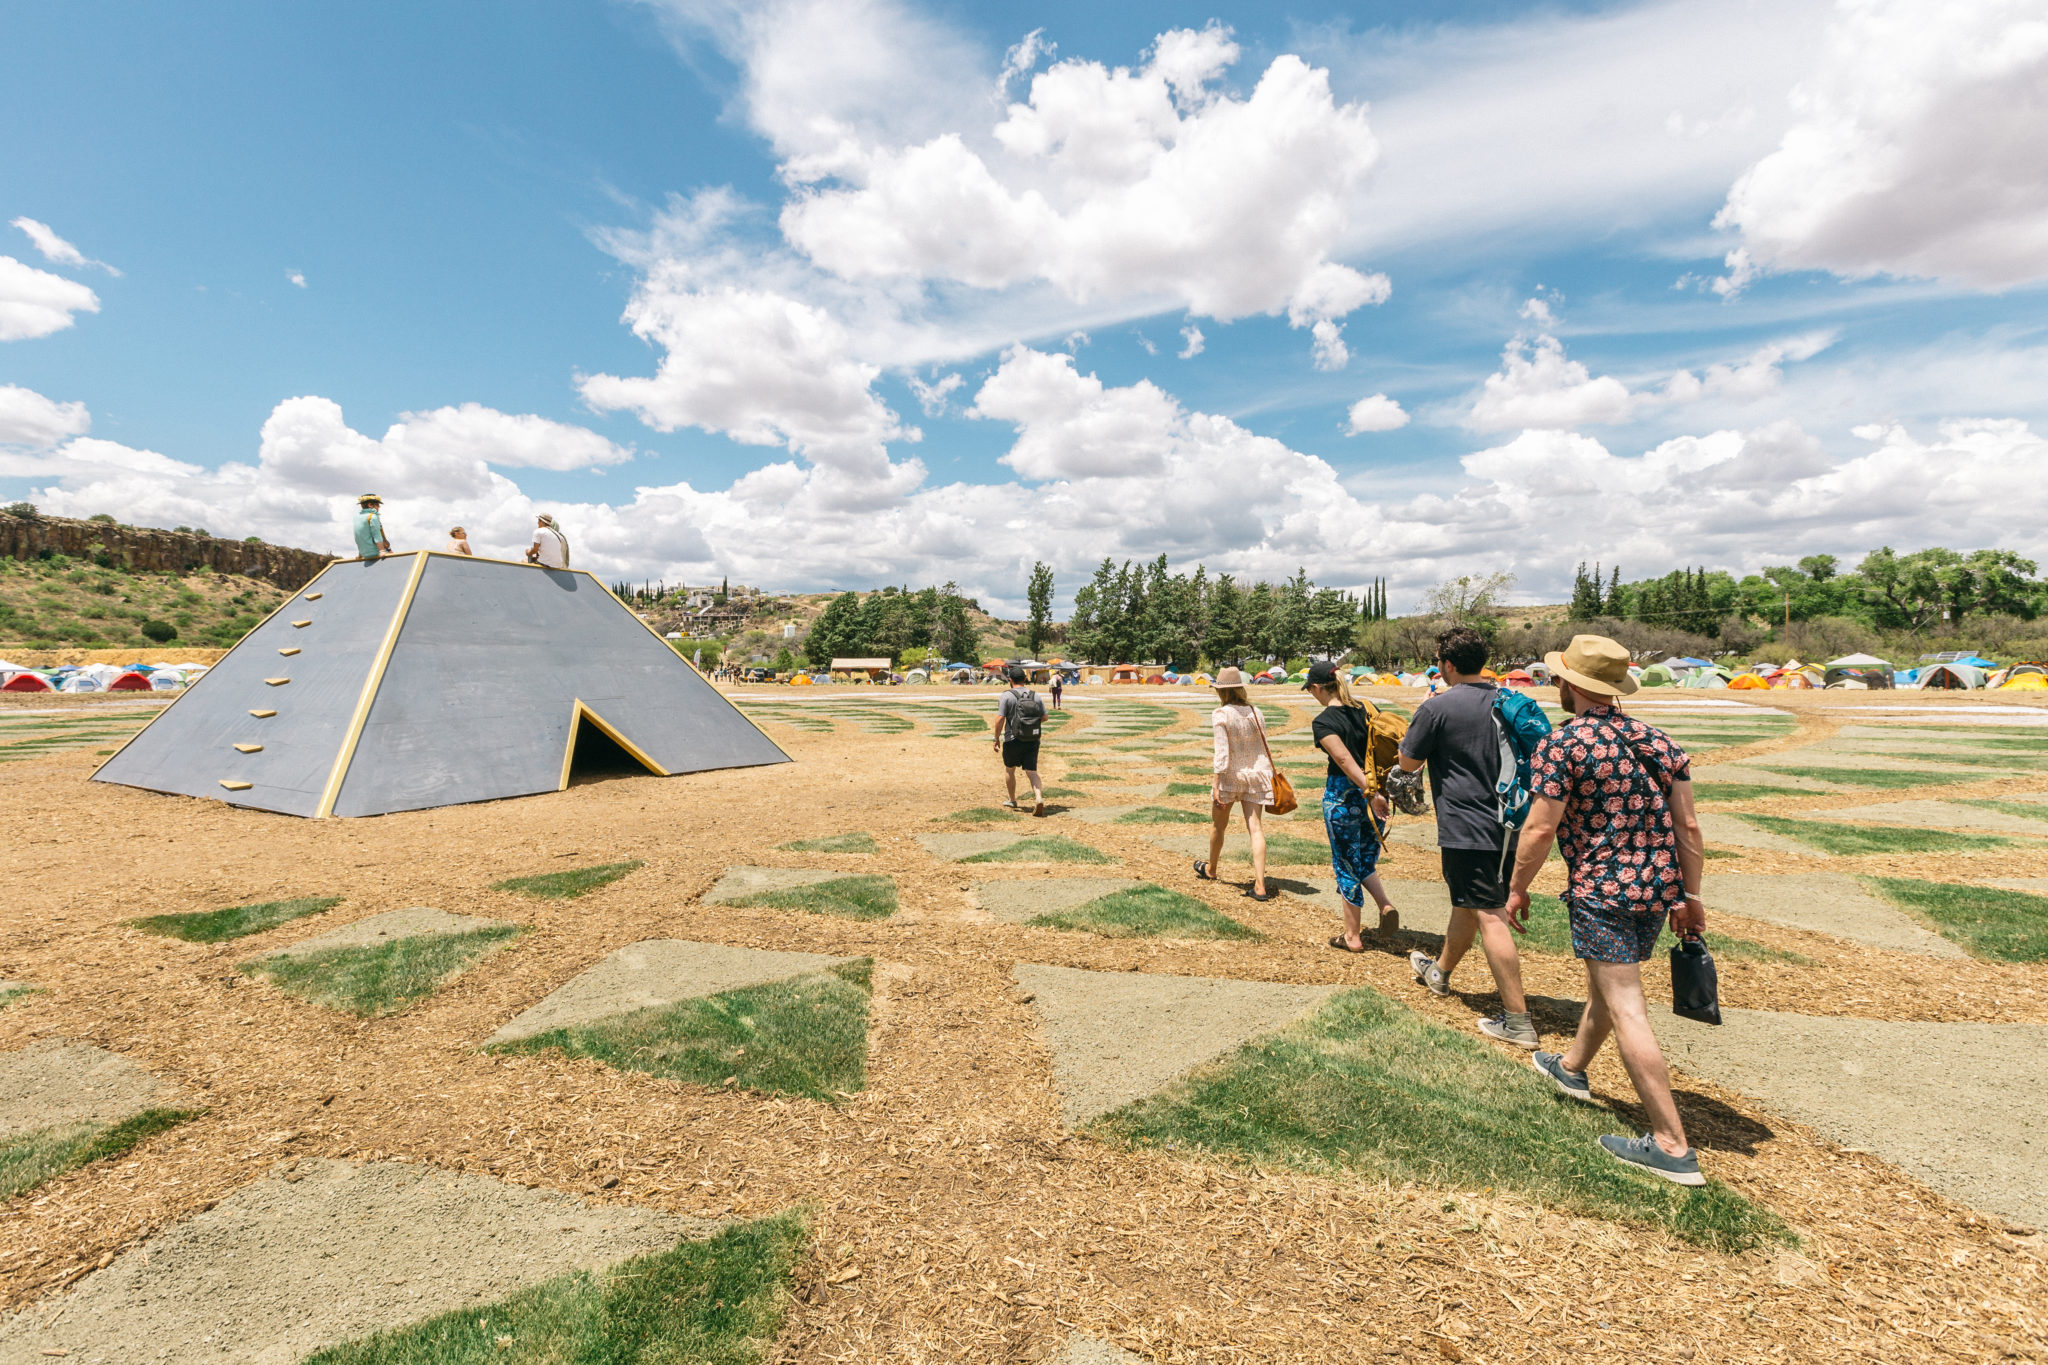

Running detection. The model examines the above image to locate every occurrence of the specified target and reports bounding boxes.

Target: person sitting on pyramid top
[527,513,570,569]
[354,493,391,562]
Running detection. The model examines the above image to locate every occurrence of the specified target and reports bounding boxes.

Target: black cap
[1303,660,1341,690]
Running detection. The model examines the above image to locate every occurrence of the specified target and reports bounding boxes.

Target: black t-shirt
[1398,681,1505,851]
[1310,704,1372,781]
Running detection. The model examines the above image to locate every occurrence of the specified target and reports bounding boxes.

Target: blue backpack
[1492,689,1553,832]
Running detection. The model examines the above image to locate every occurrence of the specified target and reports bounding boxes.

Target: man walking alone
[1397,626,1537,1049]
[993,664,1046,816]
[1512,635,1708,1185]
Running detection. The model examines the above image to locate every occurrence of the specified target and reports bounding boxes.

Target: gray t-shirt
[1398,681,1503,851]
[997,687,1038,738]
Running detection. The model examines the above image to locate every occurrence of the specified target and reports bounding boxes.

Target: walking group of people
[351,494,571,568]
[990,627,1713,1187]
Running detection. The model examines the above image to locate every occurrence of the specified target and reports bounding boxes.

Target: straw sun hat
[1544,634,1639,698]
[1210,666,1250,691]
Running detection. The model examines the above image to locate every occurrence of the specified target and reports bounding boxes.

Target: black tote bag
[1670,934,1722,1025]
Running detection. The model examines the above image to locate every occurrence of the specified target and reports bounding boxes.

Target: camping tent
[1917,663,1987,690]
[1683,665,1733,688]
[94,551,790,818]
[2,672,52,692]
[2000,672,2048,691]
[1639,663,1677,688]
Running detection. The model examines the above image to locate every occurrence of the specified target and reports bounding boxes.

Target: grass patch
[0,1107,202,1201]
[1735,814,2012,856]
[0,984,33,1009]
[304,1209,808,1364]
[1093,986,1792,1254]
[1953,798,2048,825]
[491,860,644,900]
[1690,783,1803,803]
[1865,878,2048,963]
[775,832,878,854]
[1115,805,1211,825]
[492,961,872,1102]
[128,894,342,944]
[1753,765,1971,790]
[241,927,521,1016]
[934,806,1021,823]
[1510,894,1803,963]
[1038,786,1088,799]
[723,875,897,921]
[1028,884,1261,940]
[1257,832,1331,863]
[1166,781,1215,796]
[959,836,1113,864]
[1057,771,1119,782]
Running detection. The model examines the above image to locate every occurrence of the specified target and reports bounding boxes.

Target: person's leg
[1324,784,1366,949]
[1471,907,1529,1014]
[1207,796,1231,874]
[1584,959,1690,1156]
[1241,800,1268,895]
[1436,906,1480,976]
[1362,871,1398,927]
[1560,967,1615,1074]
[1025,764,1043,814]
[1004,764,1019,805]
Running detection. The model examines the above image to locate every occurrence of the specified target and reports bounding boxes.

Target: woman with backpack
[1302,661,1401,951]
[1197,667,1273,900]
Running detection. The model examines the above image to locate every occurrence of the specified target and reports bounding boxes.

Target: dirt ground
[1,685,2045,1362]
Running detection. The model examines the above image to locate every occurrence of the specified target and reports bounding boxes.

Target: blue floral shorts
[1322,775,1384,908]
[1566,896,1668,963]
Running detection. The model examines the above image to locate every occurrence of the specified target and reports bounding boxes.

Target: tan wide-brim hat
[1211,666,1250,691]
[1545,634,1639,698]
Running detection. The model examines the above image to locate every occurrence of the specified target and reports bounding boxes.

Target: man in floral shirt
[1505,635,1709,1187]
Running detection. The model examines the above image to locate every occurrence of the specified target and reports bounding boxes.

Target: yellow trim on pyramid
[315,550,429,818]
[557,699,670,790]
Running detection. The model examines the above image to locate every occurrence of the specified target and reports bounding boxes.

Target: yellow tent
[2000,673,2048,690]
[789,673,813,686]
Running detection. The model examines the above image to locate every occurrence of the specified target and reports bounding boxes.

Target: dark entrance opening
[566,715,659,786]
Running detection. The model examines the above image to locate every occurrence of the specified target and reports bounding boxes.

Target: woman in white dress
[1197,667,1273,901]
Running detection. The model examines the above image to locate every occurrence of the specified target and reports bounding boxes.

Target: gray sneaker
[1408,950,1448,996]
[1531,1051,1594,1103]
[1477,1012,1539,1050]
[1599,1132,1705,1186]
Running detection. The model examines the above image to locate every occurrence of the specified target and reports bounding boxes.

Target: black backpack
[1005,688,1045,742]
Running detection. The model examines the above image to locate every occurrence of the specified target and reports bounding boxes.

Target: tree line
[802,583,982,668]
[1066,556,1387,670]
[1564,547,2043,638]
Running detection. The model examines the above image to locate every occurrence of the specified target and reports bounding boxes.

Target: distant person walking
[993,664,1047,816]
[1050,674,1064,710]
[1516,635,1708,1186]
[1397,627,1537,1049]
[1301,661,1400,951]
[353,493,390,562]
[1199,667,1273,901]
[527,514,570,568]
[445,526,474,556]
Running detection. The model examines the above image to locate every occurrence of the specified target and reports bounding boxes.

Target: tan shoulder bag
[1252,708,1297,815]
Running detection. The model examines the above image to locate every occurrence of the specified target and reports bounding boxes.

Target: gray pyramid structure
[93,551,789,817]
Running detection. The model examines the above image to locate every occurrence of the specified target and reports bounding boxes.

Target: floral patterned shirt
[1529,705,1692,915]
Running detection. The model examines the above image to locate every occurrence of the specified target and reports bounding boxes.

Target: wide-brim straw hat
[1211,666,1250,691]
[357,493,381,505]
[1545,634,1639,698]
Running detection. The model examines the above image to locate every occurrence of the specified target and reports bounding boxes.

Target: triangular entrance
[560,701,666,789]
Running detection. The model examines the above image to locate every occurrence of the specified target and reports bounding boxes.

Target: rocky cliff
[0,514,333,591]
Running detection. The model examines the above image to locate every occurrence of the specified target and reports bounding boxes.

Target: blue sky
[3,0,2045,612]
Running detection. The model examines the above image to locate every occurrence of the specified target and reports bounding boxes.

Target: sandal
[1328,934,1366,954]
[1193,860,1217,881]
[1245,885,1272,903]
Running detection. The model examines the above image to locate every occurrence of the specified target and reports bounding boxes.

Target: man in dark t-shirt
[1394,627,1535,1050]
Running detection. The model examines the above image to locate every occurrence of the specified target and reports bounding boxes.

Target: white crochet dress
[1211,703,1274,805]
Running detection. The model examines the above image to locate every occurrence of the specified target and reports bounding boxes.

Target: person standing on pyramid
[353,493,390,561]
[527,513,570,568]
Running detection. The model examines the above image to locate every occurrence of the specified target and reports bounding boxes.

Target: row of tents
[0,660,211,694]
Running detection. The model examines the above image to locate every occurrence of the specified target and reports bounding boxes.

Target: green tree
[937,581,979,663]
[1307,587,1358,657]
[1568,562,1603,620]
[1024,561,1054,654]
[804,591,862,667]
[1207,574,1246,665]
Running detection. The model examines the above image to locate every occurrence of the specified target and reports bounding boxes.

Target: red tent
[108,671,154,691]
[1,673,52,692]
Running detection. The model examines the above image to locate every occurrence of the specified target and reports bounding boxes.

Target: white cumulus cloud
[1345,394,1409,434]
[1178,323,1204,358]
[0,255,101,341]
[0,383,91,449]
[1466,333,1635,431]
[1715,0,2048,289]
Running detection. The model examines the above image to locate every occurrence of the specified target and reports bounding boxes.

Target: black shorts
[1002,739,1041,771]
[1441,838,1516,910]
